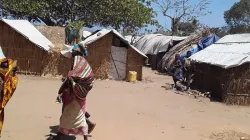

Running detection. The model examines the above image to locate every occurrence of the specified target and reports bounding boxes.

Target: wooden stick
[227,93,249,96]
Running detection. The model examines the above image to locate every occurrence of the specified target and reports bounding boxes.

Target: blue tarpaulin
[158,35,202,72]
[180,34,219,65]
[197,33,220,50]
[158,34,220,72]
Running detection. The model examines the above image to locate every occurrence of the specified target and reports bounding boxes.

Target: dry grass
[222,73,250,105]
[224,94,250,106]
[94,58,110,80]
[42,47,64,76]
[36,26,71,77]
[210,129,250,140]
[193,63,250,106]
[36,26,65,49]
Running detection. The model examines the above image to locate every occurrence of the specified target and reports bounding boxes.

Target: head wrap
[61,43,88,58]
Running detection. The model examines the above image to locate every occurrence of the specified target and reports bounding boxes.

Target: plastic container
[128,71,137,82]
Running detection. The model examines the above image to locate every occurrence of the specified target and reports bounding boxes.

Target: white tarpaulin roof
[0,46,5,59]
[124,35,141,44]
[190,34,250,69]
[1,19,53,51]
[79,29,147,58]
[125,35,133,43]
[83,31,91,38]
[134,34,187,55]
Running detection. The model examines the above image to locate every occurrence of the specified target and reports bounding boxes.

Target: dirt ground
[1,68,250,140]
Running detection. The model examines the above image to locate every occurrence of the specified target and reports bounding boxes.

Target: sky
[151,0,240,30]
[85,0,240,33]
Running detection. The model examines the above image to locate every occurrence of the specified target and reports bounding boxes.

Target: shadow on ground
[45,125,76,140]
[162,82,224,103]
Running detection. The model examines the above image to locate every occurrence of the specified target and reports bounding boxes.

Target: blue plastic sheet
[159,34,219,73]
[197,33,220,50]
[180,34,219,65]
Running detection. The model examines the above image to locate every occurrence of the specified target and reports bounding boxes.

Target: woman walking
[53,45,94,140]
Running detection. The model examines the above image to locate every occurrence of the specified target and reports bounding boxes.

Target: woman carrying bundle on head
[53,43,95,140]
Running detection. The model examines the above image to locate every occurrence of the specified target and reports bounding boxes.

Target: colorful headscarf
[61,43,88,59]
[72,43,88,57]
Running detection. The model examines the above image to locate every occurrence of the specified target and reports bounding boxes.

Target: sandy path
[1,68,250,140]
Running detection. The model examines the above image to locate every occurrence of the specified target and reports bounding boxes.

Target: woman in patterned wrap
[52,45,94,140]
[0,59,18,137]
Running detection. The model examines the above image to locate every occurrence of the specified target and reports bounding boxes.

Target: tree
[154,26,171,35]
[97,0,159,33]
[209,27,229,38]
[224,0,250,34]
[178,19,199,36]
[0,0,157,32]
[152,0,211,35]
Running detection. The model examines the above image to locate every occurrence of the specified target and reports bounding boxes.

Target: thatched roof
[36,26,65,49]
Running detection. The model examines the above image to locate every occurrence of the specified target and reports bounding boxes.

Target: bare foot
[84,135,92,140]
[88,123,96,134]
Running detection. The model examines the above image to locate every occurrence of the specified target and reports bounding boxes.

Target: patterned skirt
[59,97,88,136]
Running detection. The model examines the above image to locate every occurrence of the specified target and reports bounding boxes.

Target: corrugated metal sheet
[1,19,53,51]
[79,29,147,58]
[190,34,250,69]
[216,34,250,43]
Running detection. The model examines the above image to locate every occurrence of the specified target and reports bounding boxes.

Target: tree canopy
[0,0,158,32]
[224,0,250,33]
[209,27,229,38]
[177,19,199,36]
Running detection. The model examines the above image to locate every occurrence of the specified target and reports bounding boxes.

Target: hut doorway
[110,46,128,80]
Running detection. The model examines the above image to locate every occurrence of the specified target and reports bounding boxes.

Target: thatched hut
[158,34,219,73]
[0,19,54,75]
[75,29,147,81]
[190,34,250,105]
[158,35,202,73]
